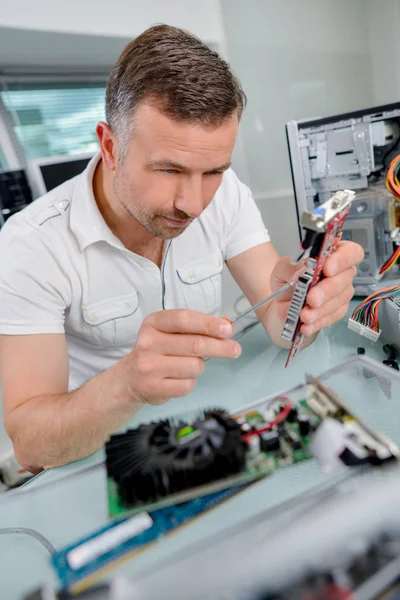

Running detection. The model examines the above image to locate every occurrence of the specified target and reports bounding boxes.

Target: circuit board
[106,399,321,520]
[52,483,249,593]
[282,190,354,367]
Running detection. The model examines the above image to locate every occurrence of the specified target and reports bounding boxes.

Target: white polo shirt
[0,154,269,390]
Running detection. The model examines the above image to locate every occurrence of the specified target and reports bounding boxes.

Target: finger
[271,256,307,295]
[306,267,356,308]
[137,328,242,359]
[144,309,234,338]
[323,241,364,277]
[301,303,349,337]
[301,285,354,325]
[275,299,291,322]
[146,378,197,404]
[156,356,205,379]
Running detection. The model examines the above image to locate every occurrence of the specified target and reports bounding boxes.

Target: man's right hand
[122,309,242,406]
[0,311,241,469]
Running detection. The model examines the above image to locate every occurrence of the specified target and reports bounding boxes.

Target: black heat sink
[105,408,246,506]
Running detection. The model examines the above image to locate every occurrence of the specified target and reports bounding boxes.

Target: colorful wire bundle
[378,154,400,274]
[350,286,400,332]
[386,154,400,200]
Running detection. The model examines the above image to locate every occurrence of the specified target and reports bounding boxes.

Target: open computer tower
[286,102,400,296]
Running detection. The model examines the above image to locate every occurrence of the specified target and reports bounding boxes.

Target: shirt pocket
[81,292,140,348]
[176,250,224,315]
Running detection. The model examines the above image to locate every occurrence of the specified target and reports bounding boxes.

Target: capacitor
[287,407,298,423]
[260,430,280,452]
[283,428,301,449]
[241,422,252,434]
[298,414,311,436]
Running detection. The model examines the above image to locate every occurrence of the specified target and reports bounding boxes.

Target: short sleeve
[222,170,270,261]
[0,221,71,335]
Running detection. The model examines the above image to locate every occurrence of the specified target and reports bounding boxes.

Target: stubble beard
[113,176,192,240]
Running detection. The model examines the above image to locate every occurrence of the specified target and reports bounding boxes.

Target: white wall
[221,0,375,200]
[0,0,225,45]
[367,0,400,105]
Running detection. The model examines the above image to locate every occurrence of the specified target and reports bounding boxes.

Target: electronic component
[281,427,301,450]
[282,190,354,367]
[298,415,310,436]
[106,399,319,519]
[260,430,280,452]
[106,368,400,525]
[52,484,249,593]
[348,285,400,343]
[106,369,400,521]
[106,409,246,512]
[240,421,251,434]
[246,435,261,457]
[348,318,382,342]
[281,263,315,343]
[286,407,298,423]
[306,376,398,472]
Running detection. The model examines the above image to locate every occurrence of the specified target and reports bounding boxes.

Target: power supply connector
[348,318,382,342]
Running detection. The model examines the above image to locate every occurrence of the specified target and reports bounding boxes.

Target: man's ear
[95,121,118,172]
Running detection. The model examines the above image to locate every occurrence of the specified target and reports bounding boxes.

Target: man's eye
[206,171,223,176]
[162,169,179,175]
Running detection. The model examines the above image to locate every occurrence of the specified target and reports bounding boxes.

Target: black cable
[382,119,400,169]
[0,527,56,555]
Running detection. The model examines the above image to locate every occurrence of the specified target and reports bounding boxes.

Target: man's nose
[175,176,204,218]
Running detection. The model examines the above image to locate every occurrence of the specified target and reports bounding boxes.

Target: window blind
[0,80,107,161]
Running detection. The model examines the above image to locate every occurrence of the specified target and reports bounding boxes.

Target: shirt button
[90,314,99,323]
[188,270,196,281]
[58,199,69,210]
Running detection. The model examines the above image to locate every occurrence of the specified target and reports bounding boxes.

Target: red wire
[242,397,293,443]
[379,246,400,274]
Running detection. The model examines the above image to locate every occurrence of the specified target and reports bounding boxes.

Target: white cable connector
[347,318,381,342]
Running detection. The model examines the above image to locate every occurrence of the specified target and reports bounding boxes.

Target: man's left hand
[271,241,364,337]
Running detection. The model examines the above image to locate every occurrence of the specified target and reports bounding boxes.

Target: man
[0,25,363,472]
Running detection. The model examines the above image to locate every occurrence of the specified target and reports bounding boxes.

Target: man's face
[112,103,239,239]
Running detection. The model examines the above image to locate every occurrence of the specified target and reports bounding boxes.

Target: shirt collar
[70,152,123,252]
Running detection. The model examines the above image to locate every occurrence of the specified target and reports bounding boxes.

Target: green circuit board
[107,400,320,519]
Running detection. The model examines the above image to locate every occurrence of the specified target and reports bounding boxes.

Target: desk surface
[0,308,396,599]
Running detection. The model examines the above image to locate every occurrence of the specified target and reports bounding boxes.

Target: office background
[0,0,398,460]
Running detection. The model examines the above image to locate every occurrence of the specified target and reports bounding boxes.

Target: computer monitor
[27,152,94,199]
[0,169,33,226]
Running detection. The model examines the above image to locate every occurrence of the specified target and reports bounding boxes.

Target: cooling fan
[106,409,246,508]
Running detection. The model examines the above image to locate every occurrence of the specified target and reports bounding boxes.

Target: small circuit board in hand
[282,189,355,367]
